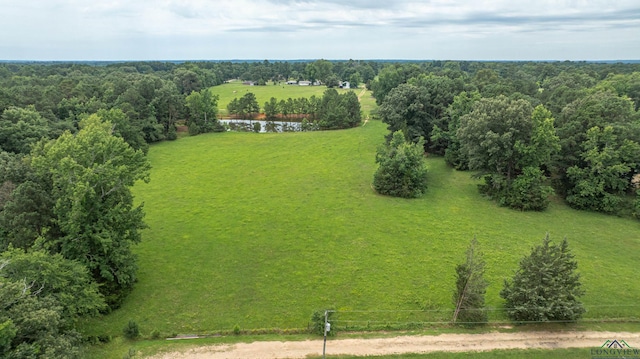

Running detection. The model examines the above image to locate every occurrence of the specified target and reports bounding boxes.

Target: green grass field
[209,81,374,116]
[81,119,640,348]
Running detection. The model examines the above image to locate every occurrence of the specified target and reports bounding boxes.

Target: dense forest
[1,59,640,357]
[370,61,640,214]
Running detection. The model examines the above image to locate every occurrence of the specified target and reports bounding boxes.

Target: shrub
[310,310,335,336]
[252,122,261,133]
[188,123,201,136]
[98,334,111,343]
[123,320,140,340]
[505,167,554,211]
[166,125,178,140]
[122,348,137,359]
[212,121,226,132]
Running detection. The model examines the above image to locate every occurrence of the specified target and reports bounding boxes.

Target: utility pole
[322,310,329,359]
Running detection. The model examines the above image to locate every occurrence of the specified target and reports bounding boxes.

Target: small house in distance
[286,80,297,85]
[298,80,311,86]
[339,81,350,89]
[242,81,256,86]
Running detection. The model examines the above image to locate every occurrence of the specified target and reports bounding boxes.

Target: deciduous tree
[29,114,151,305]
[0,106,50,154]
[373,131,427,198]
[458,97,558,210]
[378,83,431,146]
[565,126,640,213]
[186,88,219,134]
[0,249,104,358]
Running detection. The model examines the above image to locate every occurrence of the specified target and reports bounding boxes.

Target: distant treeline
[0,59,381,151]
[1,58,639,154]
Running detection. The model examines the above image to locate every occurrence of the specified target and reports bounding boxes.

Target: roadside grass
[81,119,640,356]
[84,322,640,359]
[209,81,365,116]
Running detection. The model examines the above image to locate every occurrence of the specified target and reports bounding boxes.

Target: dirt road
[149,331,640,358]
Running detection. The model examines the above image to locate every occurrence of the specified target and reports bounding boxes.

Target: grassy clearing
[209,81,367,115]
[81,119,640,356]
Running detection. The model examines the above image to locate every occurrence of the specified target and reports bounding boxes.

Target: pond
[218,119,316,133]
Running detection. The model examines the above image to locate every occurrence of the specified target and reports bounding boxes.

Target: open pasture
[83,120,640,338]
[209,81,368,115]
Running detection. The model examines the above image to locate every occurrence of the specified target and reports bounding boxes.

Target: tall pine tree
[452,237,488,326]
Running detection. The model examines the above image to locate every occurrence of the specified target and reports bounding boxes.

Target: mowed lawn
[82,120,640,337]
[209,81,370,116]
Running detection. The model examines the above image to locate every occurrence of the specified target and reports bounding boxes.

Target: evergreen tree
[452,237,488,326]
[500,234,585,322]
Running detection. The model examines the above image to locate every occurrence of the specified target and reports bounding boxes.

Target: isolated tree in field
[452,237,488,326]
[373,131,427,198]
[316,89,361,130]
[500,234,585,322]
[29,114,151,306]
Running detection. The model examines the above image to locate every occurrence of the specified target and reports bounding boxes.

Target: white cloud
[1,0,639,60]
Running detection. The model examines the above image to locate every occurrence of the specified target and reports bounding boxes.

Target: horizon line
[1,58,639,63]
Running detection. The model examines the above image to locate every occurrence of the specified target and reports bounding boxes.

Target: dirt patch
[148,331,640,358]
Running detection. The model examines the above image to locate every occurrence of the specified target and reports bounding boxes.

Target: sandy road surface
[149,331,640,358]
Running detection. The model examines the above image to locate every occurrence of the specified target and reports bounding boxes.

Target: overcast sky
[2,0,639,61]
